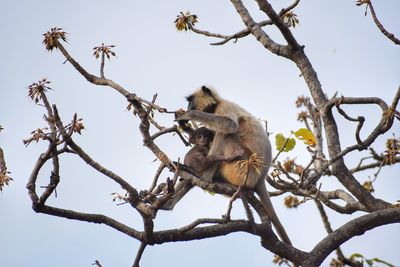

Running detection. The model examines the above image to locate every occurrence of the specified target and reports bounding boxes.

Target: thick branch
[314,201,362,267]
[323,94,397,167]
[254,0,300,48]
[305,208,400,266]
[292,51,392,211]
[37,93,60,204]
[230,0,291,58]
[34,204,143,240]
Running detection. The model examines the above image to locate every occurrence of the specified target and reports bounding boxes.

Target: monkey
[161,126,243,210]
[175,85,292,245]
[185,127,244,175]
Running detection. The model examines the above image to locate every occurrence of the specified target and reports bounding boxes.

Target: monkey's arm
[205,147,244,163]
[178,110,239,134]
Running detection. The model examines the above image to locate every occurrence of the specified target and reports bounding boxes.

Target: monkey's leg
[160,180,194,210]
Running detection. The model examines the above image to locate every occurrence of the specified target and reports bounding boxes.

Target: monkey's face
[189,127,214,145]
[186,86,218,113]
[194,133,211,147]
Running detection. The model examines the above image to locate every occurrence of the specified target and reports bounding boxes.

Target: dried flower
[295,96,308,108]
[284,195,300,208]
[23,128,48,146]
[66,116,85,135]
[93,43,116,60]
[383,137,400,165]
[362,180,374,193]
[297,111,309,122]
[0,171,12,191]
[42,27,67,51]
[235,153,264,183]
[175,11,198,31]
[282,11,299,28]
[330,258,344,267]
[27,78,52,104]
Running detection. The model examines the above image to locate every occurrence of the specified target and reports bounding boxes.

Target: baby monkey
[185,127,244,175]
[161,127,243,210]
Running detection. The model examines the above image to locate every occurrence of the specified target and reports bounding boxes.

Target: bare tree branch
[359,0,400,45]
[132,243,147,267]
[190,0,300,46]
[314,200,363,267]
[254,0,300,48]
[230,0,291,58]
[305,208,400,266]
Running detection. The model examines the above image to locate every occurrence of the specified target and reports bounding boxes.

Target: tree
[13,1,400,267]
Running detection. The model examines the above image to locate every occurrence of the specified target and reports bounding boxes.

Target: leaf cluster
[284,195,300,209]
[174,11,198,31]
[383,137,400,165]
[0,171,12,191]
[42,27,67,51]
[282,11,299,28]
[235,152,264,178]
[275,128,316,153]
[27,78,52,104]
[349,253,395,267]
[93,43,116,60]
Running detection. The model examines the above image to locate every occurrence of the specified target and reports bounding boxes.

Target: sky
[0,0,399,266]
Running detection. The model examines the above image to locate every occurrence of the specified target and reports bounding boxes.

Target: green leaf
[370,258,396,267]
[275,133,296,152]
[204,190,216,196]
[292,128,317,147]
[349,253,364,261]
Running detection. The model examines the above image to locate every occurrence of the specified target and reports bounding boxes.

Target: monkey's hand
[175,108,193,132]
[176,110,194,121]
[174,108,186,120]
[233,147,245,159]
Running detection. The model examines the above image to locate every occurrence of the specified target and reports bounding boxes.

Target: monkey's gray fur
[164,86,291,245]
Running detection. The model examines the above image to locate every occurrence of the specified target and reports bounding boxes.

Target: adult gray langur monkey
[174,85,292,245]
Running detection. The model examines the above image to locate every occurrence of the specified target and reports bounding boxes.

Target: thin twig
[367,1,400,45]
[335,102,365,145]
[132,242,147,267]
[100,51,105,78]
[191,0,300,46]
[148,163,166,192]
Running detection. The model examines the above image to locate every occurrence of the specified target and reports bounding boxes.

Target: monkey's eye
[196,134,206,139]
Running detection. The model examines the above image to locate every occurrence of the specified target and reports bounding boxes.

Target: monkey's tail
[256,183,292,246]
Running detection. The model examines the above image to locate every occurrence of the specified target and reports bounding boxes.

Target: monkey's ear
[201,86,212,96]
[188,133,196,144]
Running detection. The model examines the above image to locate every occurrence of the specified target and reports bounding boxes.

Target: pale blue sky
[1,1,399,266]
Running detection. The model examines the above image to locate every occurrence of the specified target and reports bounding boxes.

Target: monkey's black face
[186,95,195,110]
[186,86,218,113]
